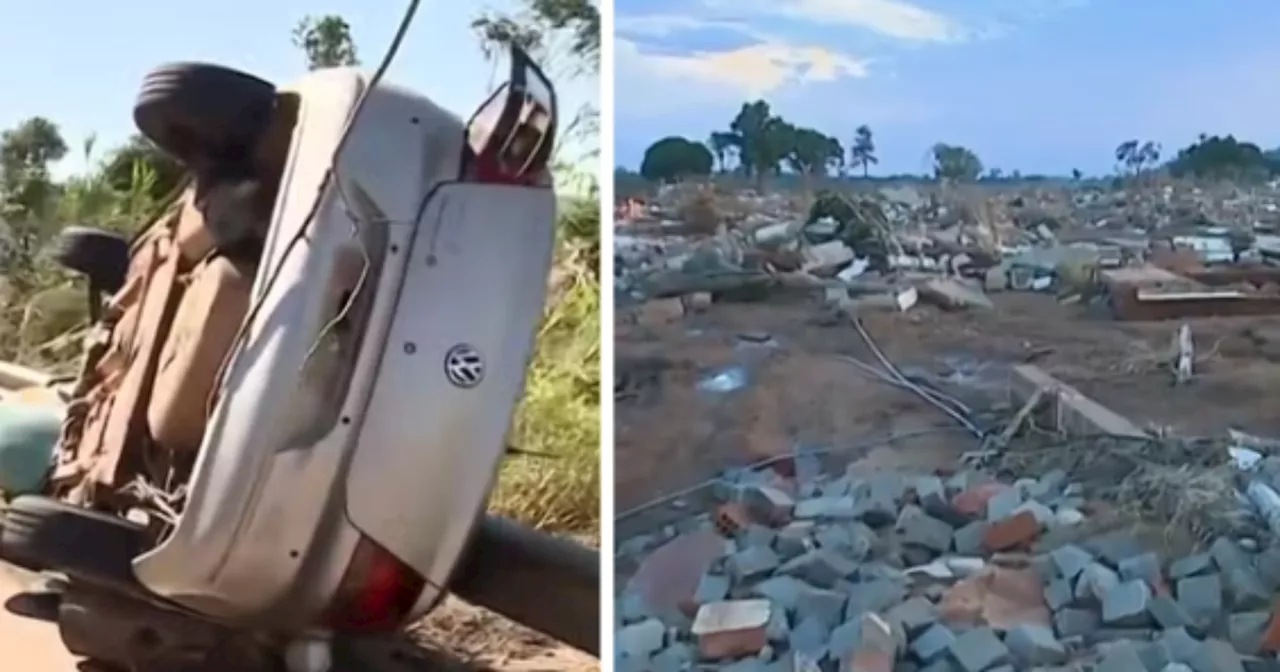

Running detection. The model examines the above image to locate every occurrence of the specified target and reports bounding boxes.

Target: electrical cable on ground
[614,426,971,521]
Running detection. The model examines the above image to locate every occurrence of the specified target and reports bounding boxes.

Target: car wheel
[133,62,276,170]
[51,226,131,295]
[0,496,145,591]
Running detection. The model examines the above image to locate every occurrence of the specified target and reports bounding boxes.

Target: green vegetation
[630,97,1280,189]
[3,4,601,537]
[640,136,713,182]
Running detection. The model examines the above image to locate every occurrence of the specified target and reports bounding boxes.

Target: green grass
[489,196,600,539]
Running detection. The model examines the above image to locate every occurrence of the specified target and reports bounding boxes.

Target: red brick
[714,502,751,536]
[983,511,1041,552]
[693,600,770,659]
[844,649,893,672]
[952,483,1006,517]
[1261,609,1280,652]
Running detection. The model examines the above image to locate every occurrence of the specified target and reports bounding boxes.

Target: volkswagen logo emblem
[444,344,484,388]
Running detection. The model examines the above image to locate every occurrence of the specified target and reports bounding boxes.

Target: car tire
[51,226,131,295]
[0,496,145,590]
[133,62,276,169]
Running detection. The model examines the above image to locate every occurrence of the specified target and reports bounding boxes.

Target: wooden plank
[1009,364,1148,438]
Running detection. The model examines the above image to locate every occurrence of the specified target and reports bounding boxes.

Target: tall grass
[490,195,600,537]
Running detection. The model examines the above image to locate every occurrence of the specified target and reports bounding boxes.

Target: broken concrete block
[787,616,830,660]
[1230,612,1271,656]
[730,545,781,581]
[1162,626,1209,663]
[1054,608,1100,639]
[1085,533,1146,568]
[1169,553,1214,580]
[721,658,769,672]
[919,277,994,311]
[1053,507,1086,527]
[794,583,848,629]
[650,642,694,671]
[985,487,1023,521]
[828,618,862,661]
[692,600,772,659]
[778,548,859,588]
[1044,578,1074,611]
[906,560,954,581]
[1088,628,1158,645]
[1212,537,1252,574]
[844,580,906,620]
[944,557,985,578]
[617,618,666,659]
[910,624,956,665]
[1255,546,1280,589]
[1075,562,1121,604]
[814,522,875,562]
[915,476,951,515]
[1011,499,1056,528]
[794,496,858,519]
[1148,594,1194,630]
[743,524,778,549]
[774,521,814,559]
[1203,638,1246,672]
[1028,468,1068,502]
[744,484,795,525]
[1096,641,1147,672]
[898,505,955,553]
[1118,552,1163,585]
[1136,639,1174,671]
[851,612,904,658]
[1177,573,1223,628]
[694,572,731,605]
[886,596,938,638]
[952,520,988,556]
[1049,544,1095,581]
[1224,567,1272,611]
[947,627,1010,672]
[1005,623,1068,666]
[753,576,810,611]
[766,604,789,642]
[919,660,963,672]
[1102,580,1153,628]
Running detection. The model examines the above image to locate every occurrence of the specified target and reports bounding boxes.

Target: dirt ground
[614,290,1280,532]
[0,566,596,672]
[411,599,598,671]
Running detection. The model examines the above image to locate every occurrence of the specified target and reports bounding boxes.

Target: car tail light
[463,45,557,186]
[324,536,425,632]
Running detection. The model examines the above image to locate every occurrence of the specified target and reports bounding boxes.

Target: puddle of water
[937,353,1009,393]
[696,366,749,393]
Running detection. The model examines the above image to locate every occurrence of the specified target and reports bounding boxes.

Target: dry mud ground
[0,566,596,671]
[614,291,1280,541]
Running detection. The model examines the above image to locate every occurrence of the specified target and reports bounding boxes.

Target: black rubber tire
[133,62,276,168]
[0,496,146,590]
[51,226,130,294]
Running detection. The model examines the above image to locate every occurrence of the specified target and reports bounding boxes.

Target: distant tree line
[632,97,1280,186]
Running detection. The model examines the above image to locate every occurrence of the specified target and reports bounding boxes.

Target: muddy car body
[0,47,595,670]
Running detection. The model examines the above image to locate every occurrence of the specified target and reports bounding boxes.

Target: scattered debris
[615,178,1280,671]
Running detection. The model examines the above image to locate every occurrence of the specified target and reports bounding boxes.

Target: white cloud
[700,0,967,42]
[619,38,869,98]
[616,14,760,39]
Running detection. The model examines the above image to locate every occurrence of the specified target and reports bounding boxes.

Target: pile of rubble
[615,179,1280,324]
[615,454,1280,671]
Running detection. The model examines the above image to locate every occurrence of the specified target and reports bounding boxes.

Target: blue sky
[0,0,595,179]
[615,0,1280,176]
